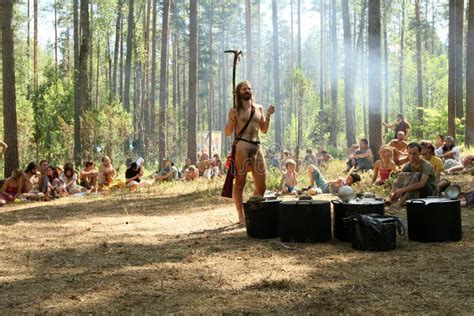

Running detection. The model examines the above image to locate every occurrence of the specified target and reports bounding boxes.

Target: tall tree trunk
[33,0,38,91]
[342,0,356,148]
[1,0,20,177]
[272,0,282,148]
[329,0,338,147]
[123,0,134,153]
[159,0,171,165]
[73,0,81,167]
[112,0,123,98]
[296,0,303,168]
[448,0,464,138]
[455,0,464,121]
[150,0,158,134]
[95,36,100,108]
[124,0,134,112]
[245,0,252,82]
[79,0,90,160]
[466,0,474,145]
[54,0,58,78]
[319,0,325,132]
[188,0,198,163]
[141,0,150,154]
[383,13,390,132]
[208,3,214,156]
[415,0,424,139]
[119,14,124,100]
[368,0,382,159]
[399,0,405,113]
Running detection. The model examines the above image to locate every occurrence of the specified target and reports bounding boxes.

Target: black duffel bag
[348,214,406,251]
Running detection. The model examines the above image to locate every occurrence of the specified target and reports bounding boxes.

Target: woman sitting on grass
[184,165,199,181]
[61,163,83,195]
[47,164,66,198]
[372,146,397,185]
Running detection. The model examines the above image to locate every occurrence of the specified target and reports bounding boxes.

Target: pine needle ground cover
[0,163,473,313]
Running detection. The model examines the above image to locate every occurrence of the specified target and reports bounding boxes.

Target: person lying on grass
[279,159,298,195]
[306,164,361,195]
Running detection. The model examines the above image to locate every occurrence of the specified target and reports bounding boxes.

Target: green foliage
[31,76,74,163]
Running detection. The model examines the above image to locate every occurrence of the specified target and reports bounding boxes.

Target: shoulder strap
[235,106,256,139]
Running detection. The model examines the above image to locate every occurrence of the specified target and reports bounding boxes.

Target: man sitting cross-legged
[388,142,438,208]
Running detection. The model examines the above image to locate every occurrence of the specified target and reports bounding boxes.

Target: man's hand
[228,108,238,122]
[267,105,275,118]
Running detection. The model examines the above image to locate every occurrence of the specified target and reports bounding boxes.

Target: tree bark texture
[271,0,282,148]
[159,0,171,165]
[188,0,198,163]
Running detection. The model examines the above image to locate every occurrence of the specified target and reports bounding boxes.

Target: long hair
[235,80,253,112]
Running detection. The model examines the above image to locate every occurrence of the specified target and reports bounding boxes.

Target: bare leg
[233,142,250,224]
[251,147,266,196]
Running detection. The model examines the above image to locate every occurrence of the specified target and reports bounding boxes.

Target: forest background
[1,0,474,178]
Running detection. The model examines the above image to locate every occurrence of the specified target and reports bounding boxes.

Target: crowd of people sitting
[0,147,226,205]
[1,112,473,208]
[270,113,474,209]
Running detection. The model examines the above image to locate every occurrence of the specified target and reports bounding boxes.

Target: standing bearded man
[224,81,275,224]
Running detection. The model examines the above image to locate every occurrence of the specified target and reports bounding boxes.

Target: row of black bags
[346,214,406,251]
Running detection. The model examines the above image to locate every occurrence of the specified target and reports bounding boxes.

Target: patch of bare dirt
[0,179,473,313]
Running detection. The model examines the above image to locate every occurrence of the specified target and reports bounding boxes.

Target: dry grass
[0,169,473,313]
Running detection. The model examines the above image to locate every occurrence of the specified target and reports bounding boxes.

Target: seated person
[61,163,82,194]
[388,131,409,165]
[125,162,144,190]
[389,143,437,207]
[267,150,281,169]
[280,150,291,171]
[98,156,117,188]
[420,141,443,183]
[371,146,397,185]
[280,159,298,195]
[435,135,463,169]
[38,159,50,195]
[318,150,334,167]
[80,160,98,191]
[350,138,374,171]
[0,168,23,204]
[344,144,359,172]
[183,165,199,181]
[155,158,179,182]
[197,157,209,176]
[304,148,318,167]
[18,162,44,200]
[181,158,192,177]
[306,164,361,195]
[434,134,445,151]
[47,165,65,197]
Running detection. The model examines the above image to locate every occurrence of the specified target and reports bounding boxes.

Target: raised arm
[259,105,274,134]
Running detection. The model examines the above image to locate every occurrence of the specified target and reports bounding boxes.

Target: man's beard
[241,92,252,101]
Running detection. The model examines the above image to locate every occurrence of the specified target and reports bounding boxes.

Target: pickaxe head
[224,50,243,59]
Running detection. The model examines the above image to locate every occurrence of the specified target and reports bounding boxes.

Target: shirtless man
[224,80,274,224]
[98,156,116,188]
[388,131,408,165]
